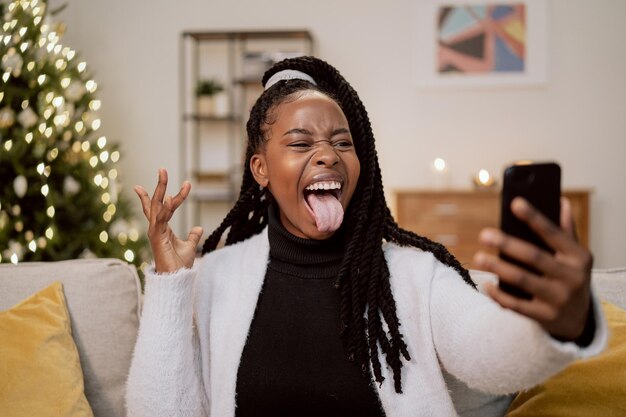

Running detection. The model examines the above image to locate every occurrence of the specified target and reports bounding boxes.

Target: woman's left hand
[473,197,593,342]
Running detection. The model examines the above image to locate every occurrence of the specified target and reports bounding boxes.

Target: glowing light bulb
[478,169,490,185]
[433,158,446,172]
[41,184,49,196]
[45,227,54,239]
[99,231,108,243]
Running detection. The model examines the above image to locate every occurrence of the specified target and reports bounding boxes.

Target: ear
[250,153,269,188]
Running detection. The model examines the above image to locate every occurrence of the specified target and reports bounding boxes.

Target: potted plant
[195,79,227,116]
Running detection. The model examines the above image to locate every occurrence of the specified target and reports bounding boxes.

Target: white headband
[264,69,317,90]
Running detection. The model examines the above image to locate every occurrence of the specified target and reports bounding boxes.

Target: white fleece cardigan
[126,228,607,417]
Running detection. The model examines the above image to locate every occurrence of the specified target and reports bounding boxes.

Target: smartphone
[499,162,561,299]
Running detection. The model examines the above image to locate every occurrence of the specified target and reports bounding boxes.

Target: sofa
[0,258,624,417]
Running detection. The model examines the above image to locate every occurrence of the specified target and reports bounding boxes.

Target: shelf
[192,186,234,202]
[182,29,314,42]
[184,114,241,122]
[180,29,314,233]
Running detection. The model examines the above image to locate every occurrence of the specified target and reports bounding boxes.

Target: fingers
[511,197,579,255]
[134,185,151,219]
[187,226,204,247]
[478,228,571,279]
[474,251,561,303]
[169,181,192,213]
[151,168,168,202]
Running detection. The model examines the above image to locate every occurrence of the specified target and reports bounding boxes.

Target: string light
[37,162,45,174]
[99,151,109,163]
[89,156,98,167]
[81,141,90,152]
[129,229,139,242]
[85,80,97,92]
[25,132,33,143]
[101,192,111,204]
[28,240,37,252]
[52,96,64,107]
[26,61,35,71]
[89,100,101,111]
[110,151,120,163]
[37,74,46,85]
[124,250,135,263]
[46,206,55,218]
[41,184,49,196]
[10,253,18,264]
[97,136,106,148]
[61,77,70,88]
[118,232,128,245]
[91,119,101,130]
[94,174,103,186]
[99,231,108,243]
[108,169,118,179]
[77,62,86,72]
[4,140,13,151]
[45,227,54,239]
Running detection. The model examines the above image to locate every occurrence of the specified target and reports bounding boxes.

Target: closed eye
[334,140,354,149]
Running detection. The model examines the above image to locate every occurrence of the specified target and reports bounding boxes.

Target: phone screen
[499,162,561,299]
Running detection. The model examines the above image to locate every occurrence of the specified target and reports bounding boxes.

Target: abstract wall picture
[415,0,547,87]
[437,4,526,74]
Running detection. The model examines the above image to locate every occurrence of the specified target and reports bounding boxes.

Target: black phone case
[499,163,561,299]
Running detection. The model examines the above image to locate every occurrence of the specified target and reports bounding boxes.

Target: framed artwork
[415,0,548,87]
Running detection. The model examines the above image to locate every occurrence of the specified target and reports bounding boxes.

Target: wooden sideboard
[394,189,590,268]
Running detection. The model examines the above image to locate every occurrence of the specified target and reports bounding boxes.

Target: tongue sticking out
[306,192,344,233]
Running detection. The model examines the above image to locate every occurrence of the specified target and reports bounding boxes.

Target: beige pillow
[0,281,94,417]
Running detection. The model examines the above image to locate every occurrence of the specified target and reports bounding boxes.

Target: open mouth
[303,180,345,233]
[303,180,342,200]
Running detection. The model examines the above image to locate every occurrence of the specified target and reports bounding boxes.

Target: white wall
[52,0,626,267]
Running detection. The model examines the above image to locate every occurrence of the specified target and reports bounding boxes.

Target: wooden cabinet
[394,189,590,268]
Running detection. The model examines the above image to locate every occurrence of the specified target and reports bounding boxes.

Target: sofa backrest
[0,258,142,417]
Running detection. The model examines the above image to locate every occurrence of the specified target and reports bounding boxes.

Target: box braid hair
[201,56,476,393]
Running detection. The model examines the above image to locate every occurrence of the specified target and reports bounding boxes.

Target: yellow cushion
[506,301,626,416]
[0,281,94,417]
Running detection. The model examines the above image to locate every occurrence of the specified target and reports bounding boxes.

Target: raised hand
[473,197,593,342]
[134,169,204,273]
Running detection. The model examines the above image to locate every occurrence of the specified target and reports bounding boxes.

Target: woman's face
[250,90,360,240]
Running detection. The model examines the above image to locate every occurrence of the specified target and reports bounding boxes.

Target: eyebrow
[282,127,350,137]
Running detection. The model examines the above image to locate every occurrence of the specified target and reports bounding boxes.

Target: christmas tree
[0,0,148,271]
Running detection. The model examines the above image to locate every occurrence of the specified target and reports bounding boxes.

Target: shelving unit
[179,30,314,235]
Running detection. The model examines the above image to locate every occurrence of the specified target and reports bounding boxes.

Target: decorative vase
[212,92,230,118]
[197,95,214,116]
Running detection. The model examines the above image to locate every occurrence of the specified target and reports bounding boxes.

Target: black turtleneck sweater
[235,206,385,417]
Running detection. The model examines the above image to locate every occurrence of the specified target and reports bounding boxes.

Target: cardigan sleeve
[429,262,608,395]
[126,265,209,417]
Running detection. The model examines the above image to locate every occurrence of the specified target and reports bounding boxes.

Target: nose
[313,142,339,167]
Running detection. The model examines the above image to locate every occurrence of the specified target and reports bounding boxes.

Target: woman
[127,56,606,416]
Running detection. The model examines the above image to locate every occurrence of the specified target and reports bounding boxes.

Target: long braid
[202,56,475,394]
